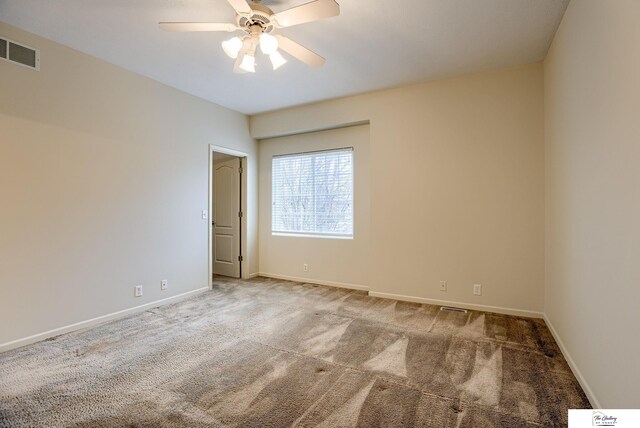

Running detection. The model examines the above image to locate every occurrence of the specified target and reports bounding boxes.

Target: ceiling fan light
[239,54,256,73]
[259,33,279,55]
[269,51,287,70]
[222,36,243,59]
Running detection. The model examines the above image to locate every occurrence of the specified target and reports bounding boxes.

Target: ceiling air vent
[0,38,7,59]
[0,37,40,70]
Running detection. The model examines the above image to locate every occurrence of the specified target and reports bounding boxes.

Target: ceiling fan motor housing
[237,2,275,33]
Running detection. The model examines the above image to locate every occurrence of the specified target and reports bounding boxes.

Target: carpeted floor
[0,276,590,427]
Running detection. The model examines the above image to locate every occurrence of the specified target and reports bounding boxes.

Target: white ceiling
[0,0,569,115]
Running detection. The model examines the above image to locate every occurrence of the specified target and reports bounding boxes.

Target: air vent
[0,37,39,70]
[0,38,7,59]
[440,306,468,313]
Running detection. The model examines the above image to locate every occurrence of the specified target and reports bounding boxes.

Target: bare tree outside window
[272,148,353,237]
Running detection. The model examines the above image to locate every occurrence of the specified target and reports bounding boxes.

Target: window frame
[271,147,354,239]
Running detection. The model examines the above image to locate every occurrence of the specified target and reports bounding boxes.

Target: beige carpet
[0,276,589,427]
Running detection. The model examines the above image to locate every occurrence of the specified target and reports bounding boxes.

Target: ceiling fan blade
[227,0,252,15]
[159,22,238,32]
[273,0,340,28]
[276,35,325,67]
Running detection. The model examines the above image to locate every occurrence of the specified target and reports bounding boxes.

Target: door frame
[209,144,249,287]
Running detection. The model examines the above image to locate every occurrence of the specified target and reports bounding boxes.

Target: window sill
[272,232,354,240]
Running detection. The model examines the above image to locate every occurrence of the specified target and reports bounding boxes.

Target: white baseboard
[257,272,369,291]
[0,287,209,354]
[368,291,544,319]
[543,314,601,408]
[247,272,260,279]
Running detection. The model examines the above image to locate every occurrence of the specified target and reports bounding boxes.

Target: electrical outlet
[134,285,143,297]
[303,263,308,272]
[473,284,482,296]
[161,279,168,290]
[439,281,447,292]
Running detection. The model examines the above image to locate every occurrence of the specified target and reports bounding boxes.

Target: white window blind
[272,148,353,238]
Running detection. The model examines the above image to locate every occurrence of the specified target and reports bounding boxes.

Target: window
[272,148,353,238]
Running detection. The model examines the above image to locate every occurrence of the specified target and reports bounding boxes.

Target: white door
[213,158,241,278]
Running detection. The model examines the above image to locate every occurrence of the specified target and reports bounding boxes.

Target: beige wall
[0,22,258,347]
[251,64,545,314]
[544,0,640,408]
[258,125,371,289]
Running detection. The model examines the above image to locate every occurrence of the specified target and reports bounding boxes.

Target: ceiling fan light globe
[269,51,287,70]
[222,36,243,59]
[239,54,256,73]
[259,33,279,55]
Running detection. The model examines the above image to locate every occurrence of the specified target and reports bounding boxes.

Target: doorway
[209,145,247,283]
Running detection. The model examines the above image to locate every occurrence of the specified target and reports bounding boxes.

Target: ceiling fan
[159,0,340,73]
